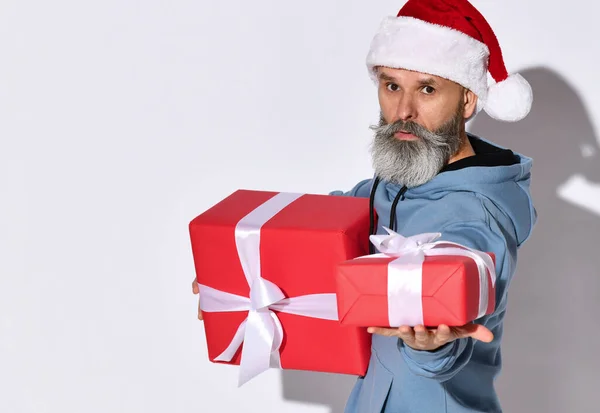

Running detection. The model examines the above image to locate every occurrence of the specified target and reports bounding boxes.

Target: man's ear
[463,88,478,119]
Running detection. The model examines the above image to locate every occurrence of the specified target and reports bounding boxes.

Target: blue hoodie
[332,134,537,413]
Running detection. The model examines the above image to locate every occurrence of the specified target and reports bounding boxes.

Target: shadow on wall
[280,66,600,412]
[469,66,600,413]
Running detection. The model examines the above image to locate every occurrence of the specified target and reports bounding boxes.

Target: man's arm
[329,178,372,197]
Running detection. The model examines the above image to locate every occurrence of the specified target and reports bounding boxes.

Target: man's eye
[422,86,435,94]
[386,83,399,92]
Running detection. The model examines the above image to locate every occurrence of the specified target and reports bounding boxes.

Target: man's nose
[395,95,417,122]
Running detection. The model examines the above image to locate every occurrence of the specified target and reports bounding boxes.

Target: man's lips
[394,131,418,141]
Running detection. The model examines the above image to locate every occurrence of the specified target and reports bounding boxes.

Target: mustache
[371,103,465,146]
[371,119,441,142]
[370,117,453,148]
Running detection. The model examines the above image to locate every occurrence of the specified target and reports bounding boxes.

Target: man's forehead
[376,66,450,85]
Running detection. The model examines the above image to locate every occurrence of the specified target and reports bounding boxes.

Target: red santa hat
[366,0,532,122]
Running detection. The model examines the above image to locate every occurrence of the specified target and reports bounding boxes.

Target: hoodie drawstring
[388,185,408,231]
[368,177,407,254]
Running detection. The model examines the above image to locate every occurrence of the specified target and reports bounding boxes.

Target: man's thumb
[469,324,494,343]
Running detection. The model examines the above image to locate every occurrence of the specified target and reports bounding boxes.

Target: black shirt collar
[440,134,519,173]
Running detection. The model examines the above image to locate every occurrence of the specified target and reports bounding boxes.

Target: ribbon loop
[370,227,442,256]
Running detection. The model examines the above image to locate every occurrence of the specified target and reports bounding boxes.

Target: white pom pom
[484,73,533,122]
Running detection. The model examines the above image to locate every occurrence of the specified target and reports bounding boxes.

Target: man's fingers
[414,325,430,345]
[455,324,494,343]
[197,297,204,320]
[468,324,494,343]
[192,279,203,320]
[367,326,421,346]
[367,323,494,350]
[397,325,416,344]
[367,326,415,343]
[367,327,399,337]
[434,324,452,346]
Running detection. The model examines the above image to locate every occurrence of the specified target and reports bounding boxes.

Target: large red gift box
[189,190,373,384]
[335,231,496,328]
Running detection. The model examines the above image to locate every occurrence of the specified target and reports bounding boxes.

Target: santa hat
[366,0,532,122]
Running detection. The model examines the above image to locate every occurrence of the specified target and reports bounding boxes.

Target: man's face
[370,67,476,187]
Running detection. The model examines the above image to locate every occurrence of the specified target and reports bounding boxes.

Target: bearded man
[194,1,537,412]
[330,1,536,412]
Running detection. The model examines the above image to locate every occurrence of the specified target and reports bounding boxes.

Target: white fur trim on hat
[366,16,490,109]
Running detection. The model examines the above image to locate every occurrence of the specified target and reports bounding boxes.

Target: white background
[2,1,600,412]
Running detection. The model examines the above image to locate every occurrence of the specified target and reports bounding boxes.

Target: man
[194,0,536,411]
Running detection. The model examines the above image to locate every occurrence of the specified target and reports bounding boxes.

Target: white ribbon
[368,227,496,327]
[198,192,339,386]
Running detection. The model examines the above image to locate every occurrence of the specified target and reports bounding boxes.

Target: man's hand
[367,323,493,351]
[192,279,203,320]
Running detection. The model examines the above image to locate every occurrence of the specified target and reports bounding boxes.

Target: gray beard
[369,108,464,188]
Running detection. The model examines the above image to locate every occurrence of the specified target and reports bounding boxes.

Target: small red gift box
[189,190,373,385]
[335,229,496,328]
